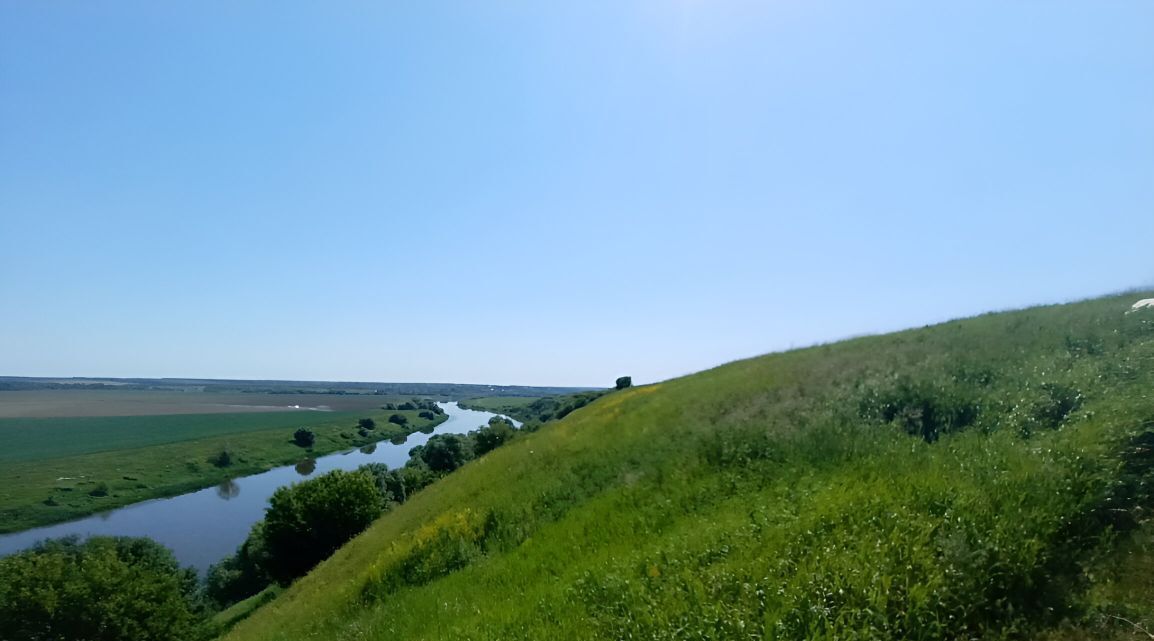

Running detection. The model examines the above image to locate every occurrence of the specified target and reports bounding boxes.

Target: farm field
[0,390,404,418]
[0,406,444,533]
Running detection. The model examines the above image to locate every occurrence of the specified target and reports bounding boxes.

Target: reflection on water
[359,443,377,455]
[216,480,241,500]
[294,458,317,476]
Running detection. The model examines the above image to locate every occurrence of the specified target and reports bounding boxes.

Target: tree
[357,418,376,430]
[210,446,232,467]
[205,522,272,608]
[260,470,383,584]
[360,463,436,505]
[293,427,315,447]
[474,418,517,456]
[419,434,470,472]
[388,413,408,426]
[615,376,632,390]
[0,536,207,641]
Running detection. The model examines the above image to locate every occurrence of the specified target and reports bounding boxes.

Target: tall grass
[224,291,1154,641]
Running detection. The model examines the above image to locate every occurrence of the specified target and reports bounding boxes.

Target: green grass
[212,586,283,633]
[0,409,445,533]
[0,412,361,463]
[222,291,1154,641]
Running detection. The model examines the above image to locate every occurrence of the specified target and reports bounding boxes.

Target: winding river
[0,402,514,571]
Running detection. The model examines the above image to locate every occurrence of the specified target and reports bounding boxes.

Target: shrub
[0,536,206,641]
[859,378,980,442]
[210,447,232,468]
[419,434,470,472]
[260,470,383,584]
[473,418,517,456]
[205,525,271,608]
[357,418,376,431]
[388,413,408,426]
[293,428,315,447]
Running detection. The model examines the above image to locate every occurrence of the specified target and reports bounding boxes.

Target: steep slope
[225,292,1154,641]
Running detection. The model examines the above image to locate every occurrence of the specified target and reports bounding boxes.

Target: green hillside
[224,292,1154,641]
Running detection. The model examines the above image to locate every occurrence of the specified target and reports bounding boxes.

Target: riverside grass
[0,408,444,533]
[225,292,1154,641]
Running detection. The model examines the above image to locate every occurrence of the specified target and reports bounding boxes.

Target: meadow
[223,291,1154,641]
[0,406,444,533]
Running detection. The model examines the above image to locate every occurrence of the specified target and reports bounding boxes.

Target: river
[0,402,514,571]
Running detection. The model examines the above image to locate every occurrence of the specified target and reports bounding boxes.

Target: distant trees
[0,536,207,641]
[615,376,632,390]
[293,428,316,447]
[260,470,383,584]
[497,390,608,425]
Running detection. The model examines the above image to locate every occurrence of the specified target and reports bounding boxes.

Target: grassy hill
[223,292,1154,641]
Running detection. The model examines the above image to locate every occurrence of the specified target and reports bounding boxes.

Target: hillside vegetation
[225,292,1154,641]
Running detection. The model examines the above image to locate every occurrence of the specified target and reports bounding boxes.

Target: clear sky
[1,1,1151,387]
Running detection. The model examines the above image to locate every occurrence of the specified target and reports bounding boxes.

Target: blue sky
[1,1,1151,387]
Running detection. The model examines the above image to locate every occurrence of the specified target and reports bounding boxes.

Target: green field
[0,412,363,463]
[223,292,1154,641]
[0,390,405,418]
[0,408,445,533]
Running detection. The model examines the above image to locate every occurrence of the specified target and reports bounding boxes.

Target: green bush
[260,470,383,584]
[0,536,207,641]
[210,447,232,468]
[292,428,315,448]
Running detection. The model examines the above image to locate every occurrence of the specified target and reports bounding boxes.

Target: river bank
[0,403,513,570]
[0,406,447,534]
